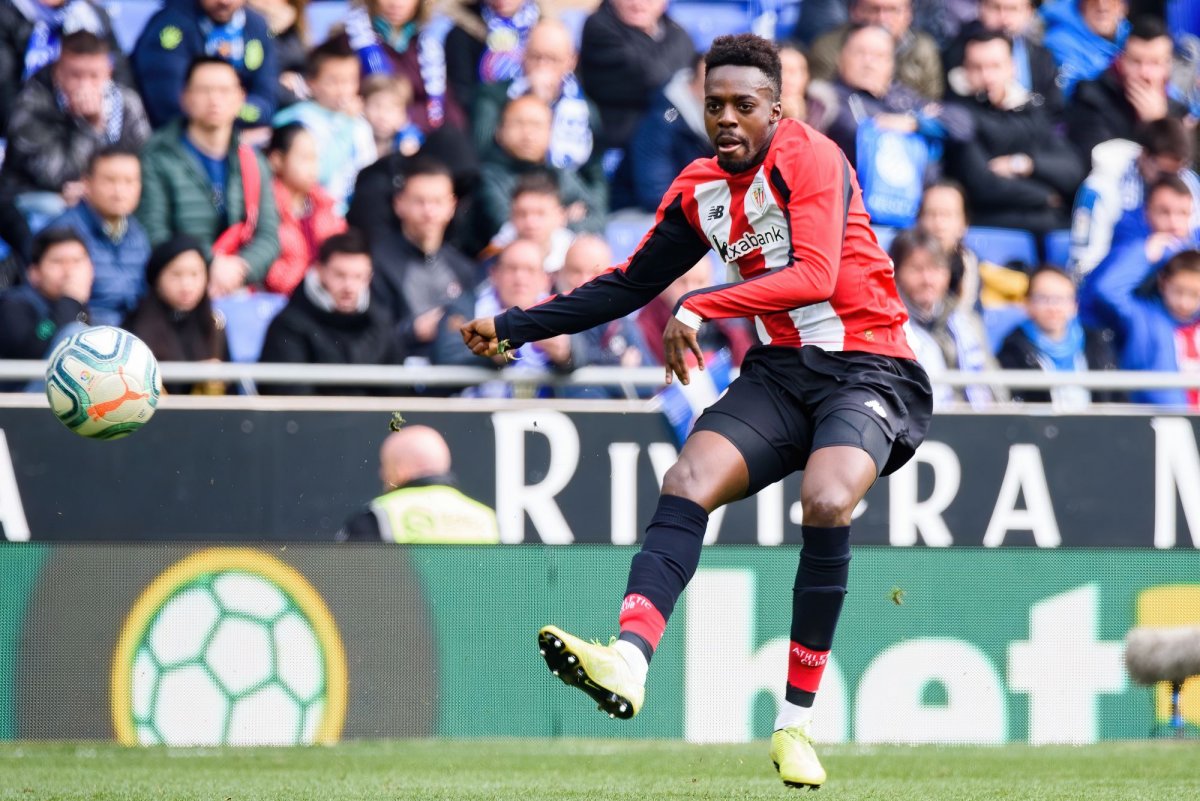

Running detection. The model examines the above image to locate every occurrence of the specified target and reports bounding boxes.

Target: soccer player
[460,34,933,789]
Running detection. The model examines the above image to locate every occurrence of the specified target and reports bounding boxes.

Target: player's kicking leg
[539,430,749,718]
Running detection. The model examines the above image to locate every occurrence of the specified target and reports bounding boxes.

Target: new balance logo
[706,205,725,220]
[864,400,887,418]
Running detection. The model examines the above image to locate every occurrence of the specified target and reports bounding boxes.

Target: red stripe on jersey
[787,642,830,693]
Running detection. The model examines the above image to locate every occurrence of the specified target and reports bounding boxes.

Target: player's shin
[616,494,709,679]
[776,524,851,730]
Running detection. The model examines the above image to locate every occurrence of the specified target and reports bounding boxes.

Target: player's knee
[800,485,857,527]
[660,458,703,502]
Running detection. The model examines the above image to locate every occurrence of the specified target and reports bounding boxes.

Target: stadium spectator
[1040,0,1129,97]
[636,255,755,368]
[369,158,476,361]
[341,0,467,133]
[337,425,500,543]
[807,0,944,100]
[1070,118,1200,276]
[613,55,711,213]
[578,0,696,152]
[362,74,424,157]
[0,227,91,361]
[0,31,150,224]
[997,265,1118,406]
[943,0,1064,121]
[825,25,972,169]
[263,123,346,296]
[472,96,604,254]
[48,147,150,326]
[121,235,228,395]
[0,0,131,134]
[137,57,280,298]
[259,229,401,394]
[273,39,376,213]
[1080,241,1200,408]
[0,195,30,290]
[778,44,836,129]
[485,171,574,271]
[445,0,540,114]
[246,0,309,107]
[471,20,603,185]
[1066,16,1186,163]
[554,233,648,368]
[945,30,1084,233]
[132,0,279,130]
[890,228,1002,407]
[431,238,569,395]
[917,179,1029,308]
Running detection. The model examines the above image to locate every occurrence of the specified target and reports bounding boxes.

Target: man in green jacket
[137,56,279,297]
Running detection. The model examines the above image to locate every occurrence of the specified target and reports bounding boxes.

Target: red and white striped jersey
[495,118,916,360]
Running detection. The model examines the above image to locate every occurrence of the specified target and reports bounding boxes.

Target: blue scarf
[198,9,247,68]
[507,72,592,169]
[478,0,539,84]
[1020,318,1086,372]
[16,0,104,81]
[346,7,448,128]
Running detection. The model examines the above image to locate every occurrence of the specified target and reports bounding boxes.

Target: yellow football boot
[770,722,826,790]
[537,625,644,719]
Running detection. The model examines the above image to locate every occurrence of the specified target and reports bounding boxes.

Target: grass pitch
[1,739,1196,801]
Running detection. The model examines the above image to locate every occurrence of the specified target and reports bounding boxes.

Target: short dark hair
[267,122,309,157]
[305,38,358,81]
[86,144,141,176]
[704,34,782,101]
[394,156,454,196]
[1147,174,1192,201]
[1160,249,1200,279]
[511,170,561,203]
[60,30,110,58]
[32,227,86,265]
[889,228,948,272]
[1128,14,1170,43]
[1137,118,1192,161]
[963,28,1012,54]
[184,56,239,88]
[318,229,371,264]
[1028,265,1075,293]
[919,178,968,219]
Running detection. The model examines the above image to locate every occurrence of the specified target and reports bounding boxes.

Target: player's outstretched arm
[460,317,501,357]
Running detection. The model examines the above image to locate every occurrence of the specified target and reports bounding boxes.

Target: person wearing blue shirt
[48,146,151,326]
[131,0,278,129]
[1040,0,1129,98]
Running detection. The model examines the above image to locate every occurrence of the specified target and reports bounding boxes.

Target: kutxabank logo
[111,549,347,746]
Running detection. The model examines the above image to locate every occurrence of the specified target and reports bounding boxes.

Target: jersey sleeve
[677,140,850,323]
[494,175,711,348]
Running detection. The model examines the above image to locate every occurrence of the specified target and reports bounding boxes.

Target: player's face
[1146,189,1193,238]
[156,251,209,313]
[1025,271,1077,339]
[896,246,950,314]
[319,253,373,314]
[1160,270,1200,322]
[704,65,782,174]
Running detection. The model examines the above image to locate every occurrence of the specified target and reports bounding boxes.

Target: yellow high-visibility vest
[370,485,500,544]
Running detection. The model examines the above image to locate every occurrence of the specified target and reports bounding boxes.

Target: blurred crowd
[0,0,1198,409]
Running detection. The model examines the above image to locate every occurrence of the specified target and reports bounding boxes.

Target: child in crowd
[122,236,227,395]
[362,74,425,157]
[264,124,347,296]
[273,39,376,213]
[484,172,574,272]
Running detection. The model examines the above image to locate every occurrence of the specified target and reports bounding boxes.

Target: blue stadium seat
[964,226,1038,268]
[605,214,655,264]
[982,304,1028,354]
[102,0,161,53]
[871,225,900,254]
[214,292,288,364]
[670,2,754,51]
[1044,229,1072,268]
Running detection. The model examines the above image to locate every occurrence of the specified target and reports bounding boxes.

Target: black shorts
[691,345,933,496]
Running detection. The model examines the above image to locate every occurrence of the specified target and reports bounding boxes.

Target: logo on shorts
[864,400,887,418]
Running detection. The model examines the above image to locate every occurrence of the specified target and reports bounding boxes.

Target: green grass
[2,739,1198,801]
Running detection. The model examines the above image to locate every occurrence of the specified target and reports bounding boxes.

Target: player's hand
[460,316,500,357]
[662,316,704,386]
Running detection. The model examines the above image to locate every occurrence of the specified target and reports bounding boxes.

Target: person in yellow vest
[337,425,500,543]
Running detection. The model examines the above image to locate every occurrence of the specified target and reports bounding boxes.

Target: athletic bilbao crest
[750,182,767,214]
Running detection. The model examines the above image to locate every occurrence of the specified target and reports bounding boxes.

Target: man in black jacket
[369,159,478,361]
[259,229,401,395]
[1066,15,1186,164]
[945,30,1084,233]
[0,227,92,363]
[578,0,696,153]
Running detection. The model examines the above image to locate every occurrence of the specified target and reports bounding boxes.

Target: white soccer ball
[131,571,328,746]
[44,326,161,439]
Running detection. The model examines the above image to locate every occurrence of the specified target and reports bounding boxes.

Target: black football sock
[786,524,851,707]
